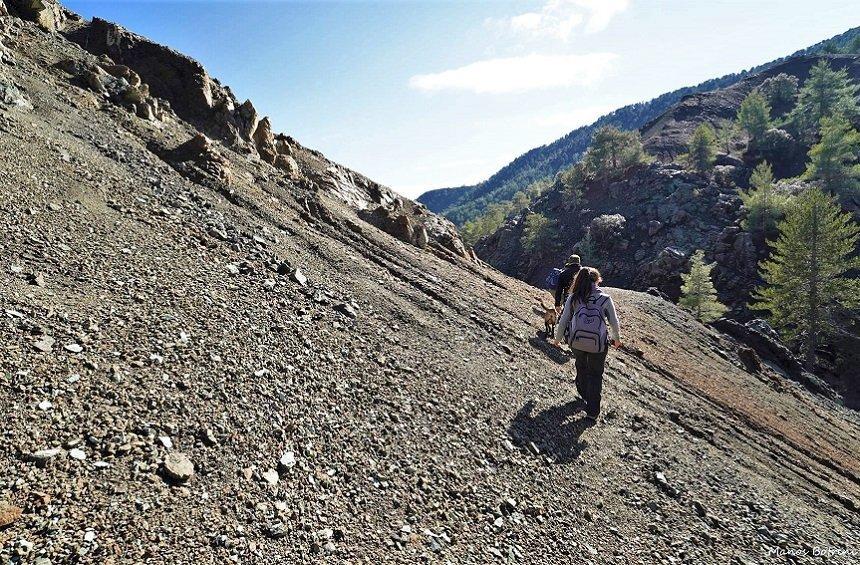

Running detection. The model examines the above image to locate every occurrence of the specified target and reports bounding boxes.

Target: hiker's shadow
[528,335,572,366]
[508,399,593,464]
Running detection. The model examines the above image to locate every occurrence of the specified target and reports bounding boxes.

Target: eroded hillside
[2,4,860,564]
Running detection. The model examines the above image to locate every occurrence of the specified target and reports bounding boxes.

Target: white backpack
[566,292,609,353]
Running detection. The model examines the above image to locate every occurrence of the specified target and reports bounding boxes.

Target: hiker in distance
[539,254,582,345]
[554,254,582,310]
[555,267,621,423]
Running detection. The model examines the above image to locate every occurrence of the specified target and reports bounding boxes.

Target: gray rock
[278,450,296,472]
[334,302,357,318]
[264,521,288,539]
[0,81,32,111]
[162,452,194,482]
[289,268,307,286]
[201,428,218,446]
[653,471,680,498]
[27,272,46,287]
[29,448,62,465]
[261,469,279,485]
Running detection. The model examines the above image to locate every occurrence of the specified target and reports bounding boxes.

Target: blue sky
[64,1,859,198]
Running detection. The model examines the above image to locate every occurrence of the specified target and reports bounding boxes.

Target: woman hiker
[554,267,622,423]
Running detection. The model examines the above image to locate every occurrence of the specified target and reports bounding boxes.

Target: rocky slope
[418,28,860,226]
[2,4,860,564]
[15,1,472,264]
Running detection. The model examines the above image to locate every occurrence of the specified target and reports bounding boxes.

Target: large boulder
[641,247,689,299]
[9,0,66,31]
[274,154,299,176]
[253,117,277,163]
[362,207,421,247]
[0,80,32,111]
[157,134,232,185]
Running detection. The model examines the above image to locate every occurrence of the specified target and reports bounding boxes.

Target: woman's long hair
[569,267,601,306]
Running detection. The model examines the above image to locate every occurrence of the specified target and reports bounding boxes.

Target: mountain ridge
[418,25,860,226]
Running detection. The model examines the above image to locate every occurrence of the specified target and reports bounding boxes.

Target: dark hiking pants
[573,349,608,418]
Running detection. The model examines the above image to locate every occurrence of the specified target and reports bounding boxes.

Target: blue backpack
[544,268,564,289]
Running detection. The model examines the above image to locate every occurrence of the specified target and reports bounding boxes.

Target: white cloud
[493,0,630,41]
[408,53,617,94]
[579,0,630,33]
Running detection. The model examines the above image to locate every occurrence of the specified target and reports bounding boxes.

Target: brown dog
[537,298,558,338]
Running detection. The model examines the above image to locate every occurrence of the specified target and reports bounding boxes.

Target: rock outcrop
[56,15,473,260]
[711,318,836,399]
[55,56,167,121]
[6,0,68,31]
[156,133,232,186]
[476,53,860,402]
[477,163,758,304]
[63,18,240,138]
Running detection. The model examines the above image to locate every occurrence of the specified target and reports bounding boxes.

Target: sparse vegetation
[582,126,648,183]
[575,228,598,261]
[679,250,728,322]
[558,161,589,199]
[758,73,799,112]
[715,119,741,154]
[754,188,860,366]
[460,178,551,245]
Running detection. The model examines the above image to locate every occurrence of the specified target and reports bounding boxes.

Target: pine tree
[754,188,860,366]
[821,41,841,54]
[510,191,531,212]
[737,91,772,141]
[520,212,555,252]
[688,123,717,173]
[715,120,740,154]
[805,115,860,198]
[789,60,859,139]
[559,162,589,199]
[583,126,648,182]
[679,250,728,322]
[739,162,792,235]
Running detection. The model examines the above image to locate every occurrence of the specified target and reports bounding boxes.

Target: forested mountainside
[476,52,860,407]
[419,26,860,227]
